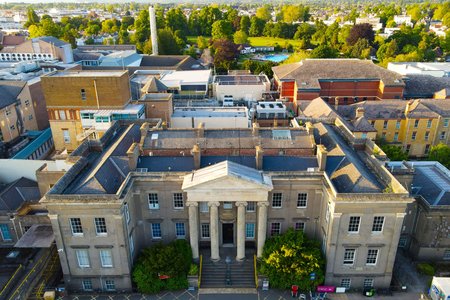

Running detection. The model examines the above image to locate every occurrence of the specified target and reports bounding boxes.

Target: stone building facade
[42,121,411,292]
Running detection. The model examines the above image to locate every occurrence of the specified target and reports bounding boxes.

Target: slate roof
[0,177,40,211]
[337,100,439,120]
[403,75,450,98]
[0,81,26,109]
[272,59,405,89]
[35,36,69,47]
[420,99,450,117]
[73,50,104,62]
[140,55,204,70]
[298,98,338,119]
[315,123,383,193]
[65,124,140,195]
[409,162,450,206]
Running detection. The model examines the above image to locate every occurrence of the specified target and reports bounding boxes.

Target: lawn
[187,36,303,48]
[248,37,303,47]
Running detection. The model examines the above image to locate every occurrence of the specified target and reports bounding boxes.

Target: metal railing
[253,254,258,288]
[0,264,23,298]
[198,255,203,289]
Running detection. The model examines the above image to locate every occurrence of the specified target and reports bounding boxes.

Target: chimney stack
[149,6,158,56]
[191,144,201,169]
[334,97,339,110]
[255,145,264,170]
[127,142,140,171]
[305,122,314,135]
[139,122,149,145]
[316,144,327,172]
[405,100,413,116]
[356,107,365,119]
[252,122,259,137]
[197,122,205,138]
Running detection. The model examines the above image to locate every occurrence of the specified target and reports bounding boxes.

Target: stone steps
[201,261,255,288]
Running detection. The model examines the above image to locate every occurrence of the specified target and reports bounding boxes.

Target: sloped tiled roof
[272,59,405,89]
[0,177,40,211]
[0,81,26,109]
[141,76,168,93]
[403,75,450,98]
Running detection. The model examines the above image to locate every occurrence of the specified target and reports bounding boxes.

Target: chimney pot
[252,122,259,137]
[197,122,205,138]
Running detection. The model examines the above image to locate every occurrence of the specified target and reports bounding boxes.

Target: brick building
[272,59,405,113]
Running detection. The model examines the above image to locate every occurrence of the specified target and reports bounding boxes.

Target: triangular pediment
[182,160,273,191]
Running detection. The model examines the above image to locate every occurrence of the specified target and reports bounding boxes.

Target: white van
[223,95,234,107]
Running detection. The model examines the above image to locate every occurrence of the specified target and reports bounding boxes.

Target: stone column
[187,202,199,260]
[209,201,220,261]
[257,201,269,258]
[236,201,248,261]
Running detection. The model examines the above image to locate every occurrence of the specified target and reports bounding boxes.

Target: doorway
[222,223,234,244]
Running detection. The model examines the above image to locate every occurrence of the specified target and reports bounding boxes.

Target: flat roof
[159,70,211,85]
[172,107,248,118]
[45,70,127,77]
[214,75,268,85]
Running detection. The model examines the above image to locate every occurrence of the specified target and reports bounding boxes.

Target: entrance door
[222,223,234,244]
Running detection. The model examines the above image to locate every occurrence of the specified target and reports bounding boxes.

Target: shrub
[417,263,435,276]
[188,263,198,276]
[132,239,192,294]
[260,228,325,290]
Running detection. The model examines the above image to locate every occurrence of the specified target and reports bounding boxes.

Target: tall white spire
[149,6,158,56]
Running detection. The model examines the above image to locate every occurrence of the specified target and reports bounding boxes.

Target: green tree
[240,15,251,35]
[211,20,233,40]
[249,16,265,37]
[24,7,40,28]
[165,8,188,36]
[260,228,325,290]
[428,143,450,168]
[349,38,371,59]
[310,45,338,58]
[380,144,408,161]
[256,5,272,22]
[197,36,209,50]
[133,9,150,51]
[132,240,192,294]
[157,29,182,55]
[233,30,249,45]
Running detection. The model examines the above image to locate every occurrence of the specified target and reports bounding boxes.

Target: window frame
[245,223,255,239]
[199,202,209,213]
[99,249,113,268]
[148,193,159,210]
[341,278,351,289]
[414,119,419,128]
[151,223,162,239]
[104,279,115,291]
[294,222,305,232]
[348,216,361,233]
[371,216,384,233]
[201,223,210,239]
[175,222,186,238]
[82,279,93,291]
[443,249,450,260]
[70,218,83,236]
[343,248,356,265]
[272,193,282,208]
[0,224,12,241]
[76,249,90,268]
[296,193,308,208]
[94,217,107,236]
[246,202,256,212]
[363,278,374,288]
[270,222,281,236]
[173,193,184,209]
[366,249,379,265]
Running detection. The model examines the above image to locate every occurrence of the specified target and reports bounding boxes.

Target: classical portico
[182,161,273,261]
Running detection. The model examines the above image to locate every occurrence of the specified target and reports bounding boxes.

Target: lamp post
[225,256,231,286]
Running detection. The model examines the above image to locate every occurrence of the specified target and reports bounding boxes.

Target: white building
[388,62,450,77]
[393,15,413,27]
[171,107,249,128]
[159,69,212,99]
[213,74,271,103]
[355,17,383,31]
[256,101,287,119]
[430,277,450,300]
